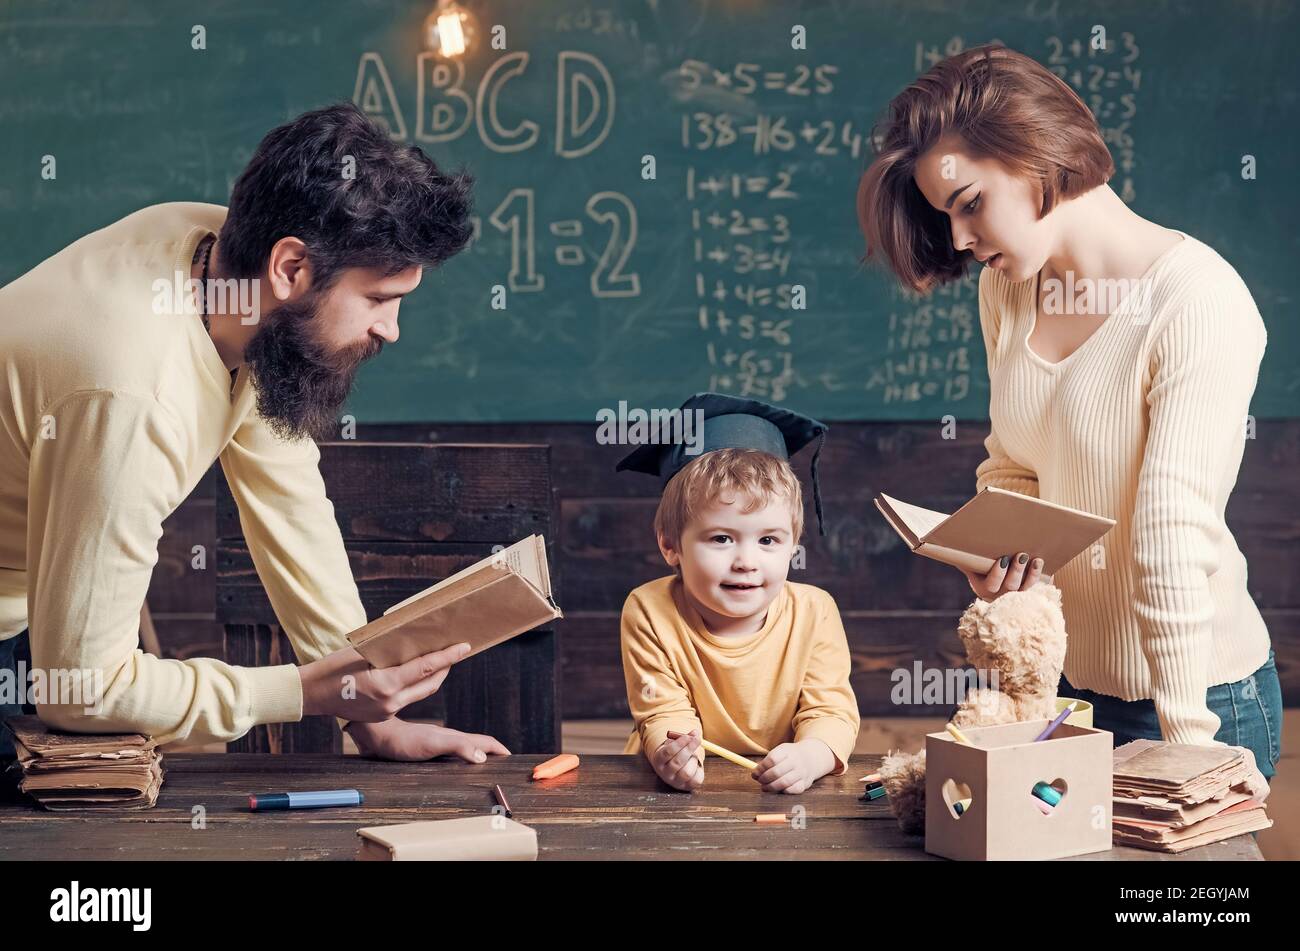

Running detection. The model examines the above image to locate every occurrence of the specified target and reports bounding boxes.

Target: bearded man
[0,103,508,765]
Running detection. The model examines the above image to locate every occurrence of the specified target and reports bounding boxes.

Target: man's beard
[242,294,383,442]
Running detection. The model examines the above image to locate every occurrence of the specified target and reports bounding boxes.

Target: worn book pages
[2,715,163,811]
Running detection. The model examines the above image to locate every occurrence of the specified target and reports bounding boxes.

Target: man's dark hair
[219,102,473,291]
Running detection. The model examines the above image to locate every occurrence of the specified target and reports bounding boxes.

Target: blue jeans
[1059,649,1282,780]
[0,629,35,761]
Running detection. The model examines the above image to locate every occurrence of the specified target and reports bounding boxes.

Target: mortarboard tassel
[810,429,827,536]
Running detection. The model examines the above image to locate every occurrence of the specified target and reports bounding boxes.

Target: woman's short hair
[856,43,1114,293]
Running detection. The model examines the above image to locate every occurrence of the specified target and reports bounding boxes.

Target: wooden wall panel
[148,420,1299,722]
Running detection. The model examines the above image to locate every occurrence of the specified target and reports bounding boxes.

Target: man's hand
[651,729,705,792]
[346,718,510,762]
[298,642,471,722]
[751,739,836,794]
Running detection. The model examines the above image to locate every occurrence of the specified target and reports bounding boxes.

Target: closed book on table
[356,815,538,861]
[347,534,561,668]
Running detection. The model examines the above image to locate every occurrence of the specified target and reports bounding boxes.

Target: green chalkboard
[1,0,1296,420]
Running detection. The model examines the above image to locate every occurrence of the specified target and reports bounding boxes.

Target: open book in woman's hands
[874,486,1115,576]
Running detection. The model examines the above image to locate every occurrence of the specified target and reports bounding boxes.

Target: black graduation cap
[614,392,829,535]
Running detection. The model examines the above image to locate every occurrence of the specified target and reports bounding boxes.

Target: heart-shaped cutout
[941,778,975,820]
[1030,778,1068,817]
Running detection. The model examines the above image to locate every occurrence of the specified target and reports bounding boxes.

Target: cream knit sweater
[0,203,367,746]
[976,229,1271,747]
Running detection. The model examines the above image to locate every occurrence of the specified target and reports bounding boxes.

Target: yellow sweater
[620,576,859,773]
[977,229,1271,747]
[0,202,367,746]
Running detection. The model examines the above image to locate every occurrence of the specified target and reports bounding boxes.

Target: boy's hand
[652,729,705,791]
[346,718,510,762]
[751,740,835,794]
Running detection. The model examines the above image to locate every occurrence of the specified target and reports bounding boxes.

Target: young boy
[616,394,859,793]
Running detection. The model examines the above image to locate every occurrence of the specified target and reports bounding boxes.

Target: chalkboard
[1,0,1296,420]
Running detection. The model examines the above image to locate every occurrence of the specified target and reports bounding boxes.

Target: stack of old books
[2,715,163,811]
[1112,739,1270,852]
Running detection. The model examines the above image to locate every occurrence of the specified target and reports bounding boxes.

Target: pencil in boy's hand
[667,730,760,771]
[701,739,761,771]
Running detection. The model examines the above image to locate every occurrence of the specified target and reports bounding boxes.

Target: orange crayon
[532,753,580,780]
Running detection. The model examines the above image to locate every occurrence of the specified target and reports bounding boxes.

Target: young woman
[857,44,1278,797]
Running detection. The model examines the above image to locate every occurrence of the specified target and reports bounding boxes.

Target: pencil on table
[492,784,512,817]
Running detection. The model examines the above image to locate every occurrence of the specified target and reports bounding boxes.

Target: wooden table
[0,754,1263,860]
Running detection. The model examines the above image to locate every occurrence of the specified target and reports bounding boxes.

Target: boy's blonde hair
[654,448,804,553]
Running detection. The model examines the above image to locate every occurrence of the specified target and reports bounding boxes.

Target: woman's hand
[963,552,1046,601]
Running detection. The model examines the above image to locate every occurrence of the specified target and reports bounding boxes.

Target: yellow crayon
[666,730,761,770]
[701,738,761,771]
[945,723,972,745]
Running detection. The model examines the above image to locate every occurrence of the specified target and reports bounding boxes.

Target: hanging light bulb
[423,1,477,58]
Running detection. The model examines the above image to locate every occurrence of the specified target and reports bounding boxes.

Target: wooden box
[924,719,1113,861]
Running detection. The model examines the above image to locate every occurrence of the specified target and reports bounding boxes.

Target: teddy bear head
[956,583,1066,698]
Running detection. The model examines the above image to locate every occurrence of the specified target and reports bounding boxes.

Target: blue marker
[1031,782,1062,807]
[249,789,364,811]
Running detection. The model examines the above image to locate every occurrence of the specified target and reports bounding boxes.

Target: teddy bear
[877,582,1068,834]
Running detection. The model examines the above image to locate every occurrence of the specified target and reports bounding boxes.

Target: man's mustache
[322,334,384,372]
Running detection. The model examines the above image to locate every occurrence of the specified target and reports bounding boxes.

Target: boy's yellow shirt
[620,575,859,773]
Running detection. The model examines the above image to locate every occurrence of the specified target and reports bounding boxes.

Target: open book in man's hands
[874,486,1115,576]
[346,534,562,668]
